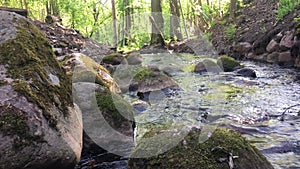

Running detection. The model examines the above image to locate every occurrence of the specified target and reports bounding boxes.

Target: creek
[121,53,300,169]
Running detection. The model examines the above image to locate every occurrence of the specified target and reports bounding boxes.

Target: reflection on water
[124,53,300,169]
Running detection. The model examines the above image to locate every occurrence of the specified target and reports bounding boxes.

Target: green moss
[71,54,116,91]
[0,105,45,150]
[217,55,240,72]
[102,53,123,64]
[129,127,273,169]
[103,53,119,60]
[0,19,72,129]
[225,85,243,100]
[96,90,133,128]
[0,80,6,86]
[134,68,153,82]
[177,53,200,60]
[181,65,196,73]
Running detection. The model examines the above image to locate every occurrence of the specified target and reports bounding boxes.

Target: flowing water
[121,53,300,169]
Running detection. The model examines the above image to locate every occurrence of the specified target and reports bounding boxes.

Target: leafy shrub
[225,24,236,41]
[276,0,300,20]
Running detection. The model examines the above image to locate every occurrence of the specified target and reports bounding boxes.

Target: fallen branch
[0,7,28,17]
[280,104,300,121]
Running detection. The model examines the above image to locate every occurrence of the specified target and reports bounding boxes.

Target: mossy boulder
[60,53,121,94]
[135,67,179,93]
[73,82,134,158]
[217,55,240,72]
[102,53,125,65]
[129,127,274,169]
[125,50,143,65]
[0,11,82,169]
[113,65,179,96]
[125,67,179,100]
[68,53,135,158]
[194,59,222,74]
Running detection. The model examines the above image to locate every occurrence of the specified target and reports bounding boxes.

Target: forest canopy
[0,0,298,50]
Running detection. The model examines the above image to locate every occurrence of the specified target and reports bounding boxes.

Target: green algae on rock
[217,55,240,72]
[129,127,274,169]
[131,67,179,94]
[102,53,125,65]
[0,16,72,124]
[96,90,134,130]
[61,53,121,94]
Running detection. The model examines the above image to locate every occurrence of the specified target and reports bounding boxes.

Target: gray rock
[246,52,256,59]
[236,68,257,78]
[194,59,221,74]
[0,11,82,169]
[254,53,268,62]
[234,42,252,55]
[127,56,143,65]
[266,39,279,53]
[278,51,292,63]
[279,31,294,49]
[267,52,279,63]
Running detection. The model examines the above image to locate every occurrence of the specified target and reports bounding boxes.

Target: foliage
[0,0,235,49]
[276,0,300,20]
[204,32,212,41]
[225,24,236,40]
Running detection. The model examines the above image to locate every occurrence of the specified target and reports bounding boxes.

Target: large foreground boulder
[129,127,274,169]
[0,11,82,169]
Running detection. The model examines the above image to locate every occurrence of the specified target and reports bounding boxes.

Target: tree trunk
[89,6,100,37]
[170,0,182,41]
[178,0,188,39]
[230,0,236,19]
[151,0,165,46]
[45,0,59,16]
[111,0,118,48]
[124,0,131,45]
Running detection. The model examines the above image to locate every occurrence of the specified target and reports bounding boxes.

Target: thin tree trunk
[90,6,100,37]
[23,0,28,12]
[230,0,236,19]
[178,0,188,39]
[170,0,182,41]
[111,0,118,48]
[124,0,131,45]
[151,0,165,45]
